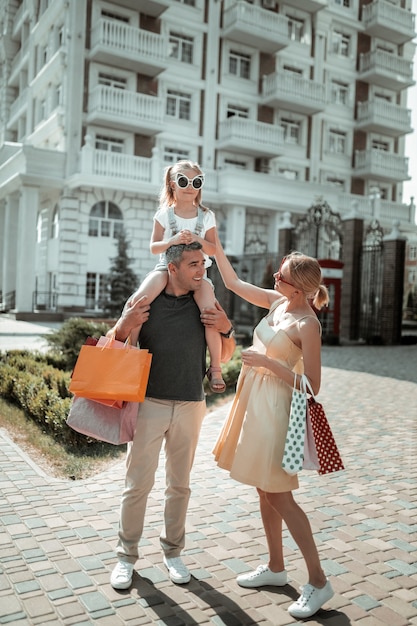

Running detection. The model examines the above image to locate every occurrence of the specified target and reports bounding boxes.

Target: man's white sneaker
[163,556,191,584]
[288,579,334,619]
[110,561,134,590]
[237,564,288,588]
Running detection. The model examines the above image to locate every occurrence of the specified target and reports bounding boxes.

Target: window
[163,147,190,164]
[326,176,346,189]
[278,168,299,180]
[88,201,123,238]
[280,118,301,144]
[227,104,249,118]
[98,73,127,89]
[331,80,349,105]
[224,158,247,169]
[372,140,389,151]
[283,65,303,75]
[166,90,191,120]
[409,245,417,261]
[287,16,305,42]
[58,25,65,46]
[86,272,108,310]
[169,32,193,63]
[55,84,63,108]
[332,31,350,57]
[229,50,251,79]
[101,10,129,22]
[334,0,351,6]
[174,0,195,5]
[329,129,347,154]
[95,135,124,153]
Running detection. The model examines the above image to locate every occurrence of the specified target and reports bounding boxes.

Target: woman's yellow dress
[213,302,306,493]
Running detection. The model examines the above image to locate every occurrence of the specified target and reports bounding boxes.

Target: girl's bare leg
[124,270,168,342]
[193,280,225,392]
[266,491,327,587]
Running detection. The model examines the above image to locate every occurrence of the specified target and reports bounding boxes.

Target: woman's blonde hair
[158,160,207,209]
[285,251,329,310]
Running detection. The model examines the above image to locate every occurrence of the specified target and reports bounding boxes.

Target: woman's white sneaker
[288,579,334,618]
[110,561,134,589]
[237,564,288,588]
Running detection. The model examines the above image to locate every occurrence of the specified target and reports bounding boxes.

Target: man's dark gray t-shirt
[139,291,206,401]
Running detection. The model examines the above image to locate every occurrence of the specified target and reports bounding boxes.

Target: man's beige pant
[116,397,206,563]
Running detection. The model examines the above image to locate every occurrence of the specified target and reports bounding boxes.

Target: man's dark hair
[166,241,203,267]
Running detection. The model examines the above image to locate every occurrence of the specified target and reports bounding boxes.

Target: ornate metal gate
[359,220,384,343]
[293,199,343,343]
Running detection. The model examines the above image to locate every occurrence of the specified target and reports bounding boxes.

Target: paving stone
[1,344,417,624]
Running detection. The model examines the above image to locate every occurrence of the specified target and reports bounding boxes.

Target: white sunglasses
[174,173,205,190]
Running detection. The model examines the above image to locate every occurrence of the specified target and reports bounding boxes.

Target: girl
[128,160,225,393]
[212,232,335,619]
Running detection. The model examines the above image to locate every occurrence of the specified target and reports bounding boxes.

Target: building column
[15,186,39,312]
[340,211,364,342]
[277,212,294,257]
[381,223,406,345]
[225,206,246,255]
[57,188,84,310]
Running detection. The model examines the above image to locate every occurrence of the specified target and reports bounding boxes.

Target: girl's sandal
[206,367,226,394]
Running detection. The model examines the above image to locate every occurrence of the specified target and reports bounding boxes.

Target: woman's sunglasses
[276,271,295,288]
[275,258,295,287]
[174,173,205,190]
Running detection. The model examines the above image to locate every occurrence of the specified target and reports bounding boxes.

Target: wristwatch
[220,325,235,338]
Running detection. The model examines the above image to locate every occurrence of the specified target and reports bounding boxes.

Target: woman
[212,233,334,619]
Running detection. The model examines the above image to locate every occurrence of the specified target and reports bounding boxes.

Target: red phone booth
[316,259,344,343]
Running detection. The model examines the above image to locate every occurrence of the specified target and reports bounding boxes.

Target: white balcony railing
[89,85,164,126]
[354,149,409,181]
[80,143,153,182]
[357,100,412,132]
[338,193,414,223]
[8,88,29,121]
[91,18,166,64]
[223,1,290,39]
[218,117,284,153]
[359,50,413,81]
[262,72,326,112]
[362,0,415,41]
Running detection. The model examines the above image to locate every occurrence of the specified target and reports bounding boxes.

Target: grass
[0,397,125,480]
[0,390,235,481]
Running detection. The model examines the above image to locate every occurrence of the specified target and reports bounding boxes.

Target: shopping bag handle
[100,333,131,350]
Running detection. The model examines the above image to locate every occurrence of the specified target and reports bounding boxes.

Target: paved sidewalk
[0,322,416,625]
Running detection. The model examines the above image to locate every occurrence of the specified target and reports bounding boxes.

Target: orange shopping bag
[69,336,152,403]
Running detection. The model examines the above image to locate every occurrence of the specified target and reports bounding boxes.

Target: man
[110,242,235,589]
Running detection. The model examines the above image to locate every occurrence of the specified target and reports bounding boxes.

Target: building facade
[0,0,416,323]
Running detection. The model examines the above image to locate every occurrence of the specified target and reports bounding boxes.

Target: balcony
[90,18,168,76]
[359,50,414,91]
[338,193,414,224]
[287,0,326,12]
[68,143,156,191]
[87,85,164,135]
[7,88,29,130]
[217,118,285,157]
[262,72,326,114]
[356,100,412,137]
[222,2,291,54]
[362,0,416,45]
[354,150,409,182]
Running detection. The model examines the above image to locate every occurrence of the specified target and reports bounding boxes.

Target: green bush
[45,318,111,370]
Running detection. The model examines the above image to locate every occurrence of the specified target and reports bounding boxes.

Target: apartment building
[0,0,416,321]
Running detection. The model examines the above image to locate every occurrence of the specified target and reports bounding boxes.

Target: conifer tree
[105,230,138,317]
